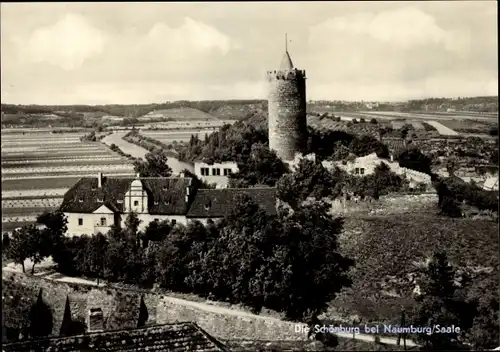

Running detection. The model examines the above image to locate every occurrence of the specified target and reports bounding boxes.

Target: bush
[370,118,378,124]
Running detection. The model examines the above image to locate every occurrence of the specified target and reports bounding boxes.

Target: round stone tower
[267,47,307,161]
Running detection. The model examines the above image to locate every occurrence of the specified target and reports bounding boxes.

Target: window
[355,168,360,174]
[78,198,84,203]
[97,198,103,203]
[117,200,123,204]
[100,217,107,226]
[223,168,232,176]
[154,201,159,205]
[212,168,221,176]
[360,168,365,175]
[134,200,139,206]
[201,167,210,176]
[78,218,83,226]
[171,219,176,225]
[154,218,159,222]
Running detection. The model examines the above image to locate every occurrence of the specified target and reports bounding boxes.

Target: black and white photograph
[1,1,498,351]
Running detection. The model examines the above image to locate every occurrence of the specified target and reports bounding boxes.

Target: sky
[1,1,497,105]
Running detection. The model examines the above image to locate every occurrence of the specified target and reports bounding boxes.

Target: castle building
[59,173,276,236]
[267,41,308,161]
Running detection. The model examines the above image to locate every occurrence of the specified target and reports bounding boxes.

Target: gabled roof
[59,176,193,215]
[280,51,294,70]
[187,187,277,218]
[3,322,228,352]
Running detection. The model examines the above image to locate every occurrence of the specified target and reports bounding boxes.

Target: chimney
[98,173,103,188]
[87,308,104,332]
[179,171,185,178]
[136,172,141,179]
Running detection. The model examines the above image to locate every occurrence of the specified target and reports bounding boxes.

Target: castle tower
[267,36,308,161]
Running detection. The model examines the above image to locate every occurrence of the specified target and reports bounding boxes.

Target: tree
[8,225,46,274]
[397,148,432,175]
[348,135,389,158]
[400,125,410,141]
[104,226,142,284]
[270,200,353,320]
[465,275,499,349]
[133,150,173,177]
[229,143,289,187]
[445,156,458,176]
[370,118,378,124]
[2,232,10,253]
[142,219,172,247]
[124,212,142,237]
[435,181,462,218]
[37,210,68,258]
[7,228,29,272]
[276,159,339,209]
[331,141,350,161]
[25,226,46,274]
[410,252,468,350]
[88,233,108,282]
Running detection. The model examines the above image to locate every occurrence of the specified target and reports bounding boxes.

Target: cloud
[310,7,469,52]
[146,17,232,56]
[23,13,108,70]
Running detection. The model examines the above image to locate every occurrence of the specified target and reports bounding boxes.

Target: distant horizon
[1,95,498,108]
[1,2,497,104]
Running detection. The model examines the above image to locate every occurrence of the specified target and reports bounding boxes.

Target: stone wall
[2,271,308,342]
[267,69,307,161]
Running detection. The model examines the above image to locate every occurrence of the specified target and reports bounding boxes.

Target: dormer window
[97,199,103,203]
[117,200,123,204]
[92,188,96,191]
[164,201,170,205]
[154,201,159,205]
[204,201,211,210]
[163,186,168,191]
[78,198,84,203]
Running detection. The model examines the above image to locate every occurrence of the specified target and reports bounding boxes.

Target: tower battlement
[266,69,306,81]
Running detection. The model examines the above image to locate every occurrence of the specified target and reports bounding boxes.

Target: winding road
[101,131,194,175]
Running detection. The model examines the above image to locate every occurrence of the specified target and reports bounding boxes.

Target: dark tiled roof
[187,188,277,218]
[59,177,193,215]
[280,50,294,69]
[3,322,228,352]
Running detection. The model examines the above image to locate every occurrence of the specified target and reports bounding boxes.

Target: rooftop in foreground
[3,322,229,352]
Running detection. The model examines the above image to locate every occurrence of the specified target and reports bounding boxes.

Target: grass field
[139,107,218,121]
[437,119,497,134]
[1,131,135,231]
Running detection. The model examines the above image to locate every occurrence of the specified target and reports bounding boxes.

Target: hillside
[329,214,499,323]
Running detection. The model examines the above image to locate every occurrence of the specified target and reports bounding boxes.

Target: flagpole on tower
[285,33,288,52]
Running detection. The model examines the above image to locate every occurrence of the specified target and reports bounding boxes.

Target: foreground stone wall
[2,271,307,342]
